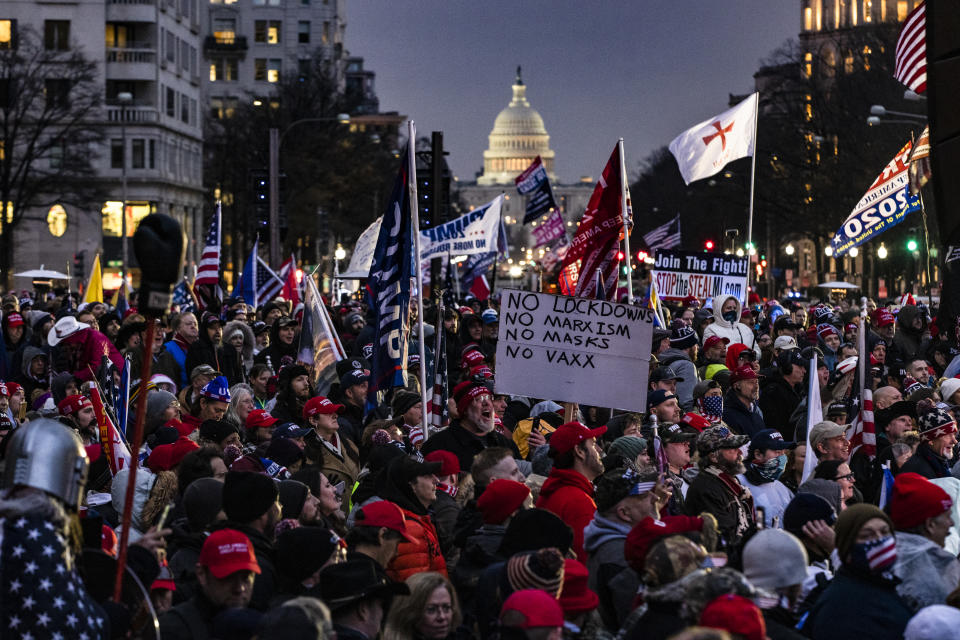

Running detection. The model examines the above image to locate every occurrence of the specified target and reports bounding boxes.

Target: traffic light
[906,238,919,252]
[73,251,85,276]
[636,250,648,262]
[616,251,625,261]
[250,171,269,232]
[704,239,715,250]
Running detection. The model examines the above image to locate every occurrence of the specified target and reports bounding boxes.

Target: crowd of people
[2,286,960,640]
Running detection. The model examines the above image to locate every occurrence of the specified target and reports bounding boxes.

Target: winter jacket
[583,514,634,629]
[722,388,766,438]
[804,566,912,640]
[657,347,699,410]
[684,467,755,561]
[306,430,360,488]
[386,507,448,582]
[421,420,520,472]
[738,469,793,529]
[253,321,298,371]
[431,489,461,557]
[899,442,952,479]
[536,468,598,561]
[158,589,223,640]
[167,523,206,605]
[892,304,929,362]
[702,294,759,356]
[16,345,49,401]
[61,327,124,382]
[157,338,189,388]
[758,371,802,432]
[893,531,960,611]
[223,320,255,375]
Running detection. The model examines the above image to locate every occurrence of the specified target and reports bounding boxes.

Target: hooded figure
[222,320,256,380]
[702,294,759,356]
[17,345,49,401]
[254,318,299,372]
[892,304,929,363]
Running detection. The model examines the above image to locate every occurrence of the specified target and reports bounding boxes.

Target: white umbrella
[13,265,71,279]
[816,281,859,290]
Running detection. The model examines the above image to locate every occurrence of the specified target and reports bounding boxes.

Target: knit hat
[699,594,766,640]
[742,529,808,590]
[904,605,960,640]
[608,436,648,463]
[481,309,498,324]
[834,503,895,560]
[670,326,698,350]
[797,478,844,516]
[147,436,199,471]
[223,471,279,524]
[890,472,953,530]
[477,479,530,524]
[624,515,706,572]
[558,559,599,615]
[939,378,960,404]
[500,589,564,630]
[266,438,305,468]
[783,493,837,538]
[58,394,92,416]
[500,509,574,558]
[201,376,231,403]
[594,467,658,513]
[275,526,340,584]
[917,406,958,442]
[424,450,460,477]
[391,390,422,418]
[278,480,310,520]
[452,380,492,416]
[505,547,565,597]
[199,420,239,445]
[183,477,225,531]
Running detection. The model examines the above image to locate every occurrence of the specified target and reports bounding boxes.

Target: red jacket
[386,507,448,582]
[63,328,124,382]
[536,468,597,561]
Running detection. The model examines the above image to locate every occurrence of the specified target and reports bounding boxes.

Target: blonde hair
[383,572,461,640]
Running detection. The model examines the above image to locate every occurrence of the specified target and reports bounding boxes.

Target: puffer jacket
[702,294,759,356]
[536,468,597,561]
[387,507,447,582]
[893,531,960,611]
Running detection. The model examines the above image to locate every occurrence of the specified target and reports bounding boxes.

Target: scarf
[438,482,458,498]
[172,332,190,353]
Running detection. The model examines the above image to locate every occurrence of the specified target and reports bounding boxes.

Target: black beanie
[266,438,305,467]
[275,526,339,583]
[200,420,238,445]
[499,508,574,558]
[391,390,421,418]
[223,471,279,524]
[183,477,225,532]
[278,480,309,520]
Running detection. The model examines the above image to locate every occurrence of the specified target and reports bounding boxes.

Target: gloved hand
[133,214,185,315]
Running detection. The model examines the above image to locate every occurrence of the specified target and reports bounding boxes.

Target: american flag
[194,205,222,311]
[256,256,285,304]
[0,514,108,637]
[427,304,449,431]
[846,313,876,460]
[172,279,197,313]
[642,215,682,252]
[894,1,926,94]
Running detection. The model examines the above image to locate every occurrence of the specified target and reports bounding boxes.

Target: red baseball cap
[4,381,22,397]
[199,529,261,579]
[729,365,759,384]
[58,394,93,416]
[353,500,417,543]
[245,409,278,430]
[424,450,460,477]
[303,396,345,419]
[680,412,712,432]
[703,335,730,350]
[461,348,486,369]
[5,313,24,328]
[874,308,895,327]
[548,421,607,455]
[500,589,564,629]
[699,594,766,640]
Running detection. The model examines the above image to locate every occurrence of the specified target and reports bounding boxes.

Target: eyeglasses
[836,472,855,481]
[424,604,453,616]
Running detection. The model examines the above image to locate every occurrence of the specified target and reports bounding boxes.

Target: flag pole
[745,93,759,298]
[407,121,429,436]
[618,138,634,304]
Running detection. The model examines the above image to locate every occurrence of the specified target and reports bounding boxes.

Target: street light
[269,114,352,265]
[878,243,888,259]
[824,246,834,257]
[117,91,133,290]
[848,247,859,258]
[785,244,795,256]
[332,243,346,303]
[869,104,926,121]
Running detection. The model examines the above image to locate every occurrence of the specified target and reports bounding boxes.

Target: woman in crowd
[384,572,466,640]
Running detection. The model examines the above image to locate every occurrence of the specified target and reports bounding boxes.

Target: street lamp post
[268,114,351,266]
[117,91,133,290]
[333,243,346,303]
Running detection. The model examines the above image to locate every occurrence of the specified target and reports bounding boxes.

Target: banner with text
[531,209,567,247]
[829,140,921,257]
[495,289,654,411]
[516,156,559,224]
[420,195,503,260]
[651,249,749,303]
[342,216,383,279]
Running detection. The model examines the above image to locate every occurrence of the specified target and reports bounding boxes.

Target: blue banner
[515,156,559,224]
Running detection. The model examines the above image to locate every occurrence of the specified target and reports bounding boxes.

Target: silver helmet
[3,418,89,510]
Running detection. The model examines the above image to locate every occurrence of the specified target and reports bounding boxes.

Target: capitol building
[456,69,593,269]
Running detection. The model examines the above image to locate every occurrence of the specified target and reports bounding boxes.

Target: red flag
[279,255,300,306]
[469,274,490,301]
[90,386,132,475]
[560,145,624,299]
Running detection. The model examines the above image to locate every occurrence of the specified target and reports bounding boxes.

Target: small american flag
[195,205,221,286]
[255,257,284,304]
[642,215,682,252]
[846,388,876,460]
[427,304,449,431]
[894,1,926,94]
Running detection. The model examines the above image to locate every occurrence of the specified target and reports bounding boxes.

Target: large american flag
[255,256,285,303]
[846,313,876,460]
[196,205,221,285]
[642,215,682,252]
[894,1,926,94]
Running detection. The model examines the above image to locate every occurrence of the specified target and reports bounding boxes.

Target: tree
[204,52,400,277]
[0,25,103,285]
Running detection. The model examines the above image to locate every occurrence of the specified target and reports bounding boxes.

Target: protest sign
[341,216,382,279]
[829,140,921,256]
[420,195,503,260]
[531,209,567,247]
[651,249,749,303]
[495,289,654,411]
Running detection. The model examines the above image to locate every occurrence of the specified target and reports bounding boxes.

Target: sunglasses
[836,472,855,481]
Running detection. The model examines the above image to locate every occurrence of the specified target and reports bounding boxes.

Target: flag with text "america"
[669,93,758,185]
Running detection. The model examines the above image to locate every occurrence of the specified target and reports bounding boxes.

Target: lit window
[897,1,908,21]
[213,18,235,44]
[209,62,217,81]
[803,7,812,30]
[0,19,15,49]
[267,59,280,82]
[47,204,67,237]
[803,52,813,78]
[101,201,150,237]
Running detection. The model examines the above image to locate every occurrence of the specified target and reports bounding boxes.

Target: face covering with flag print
[697,395,724,423]
[751,454,787,482]
[848,536,897,574]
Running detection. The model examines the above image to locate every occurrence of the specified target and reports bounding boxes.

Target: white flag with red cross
[669,92,759,185]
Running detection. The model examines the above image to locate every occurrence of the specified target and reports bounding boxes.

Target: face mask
[723,310,739,323]
[752,453,787,482]
[848,535,897,574]
[699,395,724,418]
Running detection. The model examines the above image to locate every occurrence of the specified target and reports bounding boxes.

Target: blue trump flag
[366,145,414,410]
